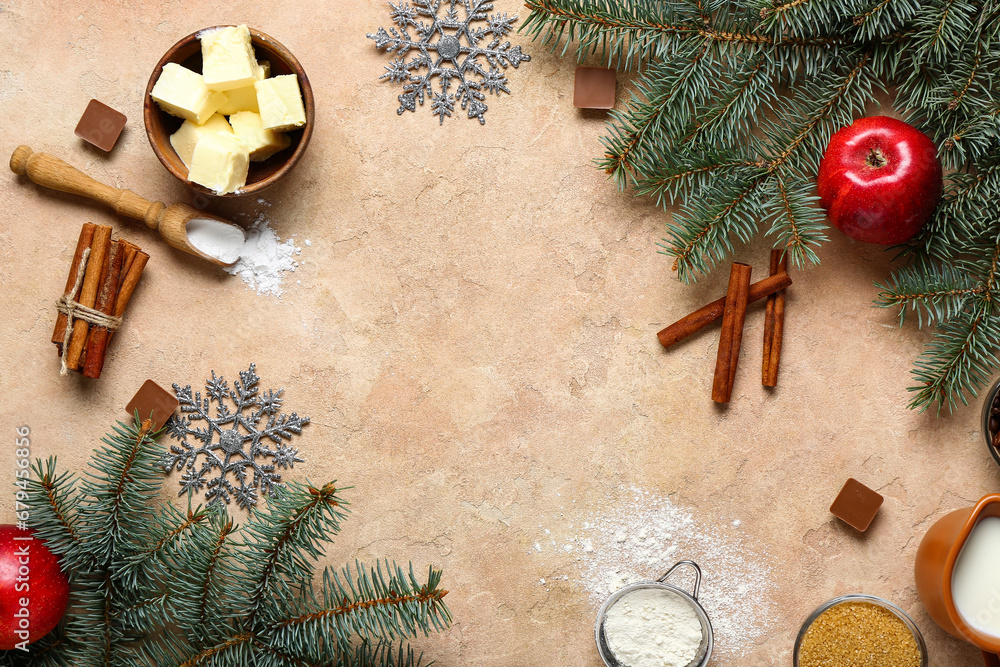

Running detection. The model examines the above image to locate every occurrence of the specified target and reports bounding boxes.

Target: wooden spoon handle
[10,145,165,229]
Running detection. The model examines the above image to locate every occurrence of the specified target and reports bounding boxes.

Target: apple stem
[866,148,888,168]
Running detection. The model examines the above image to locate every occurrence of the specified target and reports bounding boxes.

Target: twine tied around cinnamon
[55,247,122,375]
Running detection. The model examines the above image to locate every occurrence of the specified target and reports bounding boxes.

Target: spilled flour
[533,486,777,660]
[225,214,303,297]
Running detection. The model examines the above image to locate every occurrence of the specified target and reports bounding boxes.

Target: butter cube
[170,114,234,169]
[186,133,249,195]
[229,111,292,161]
[255,74,307,131]
[150,63,227,124]
[201,24,257,91]
[217,61,269,115]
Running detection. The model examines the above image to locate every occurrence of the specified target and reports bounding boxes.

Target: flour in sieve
[532,486,777,660]
[605,587,703,667]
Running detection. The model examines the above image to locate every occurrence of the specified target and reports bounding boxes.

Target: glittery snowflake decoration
[367,0,531,124]
[162,364,307,508]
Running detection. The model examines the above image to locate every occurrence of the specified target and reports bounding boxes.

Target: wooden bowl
[143,26,314,197]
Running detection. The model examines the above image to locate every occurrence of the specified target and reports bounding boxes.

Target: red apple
[0,525,69,650]
[817,115,943,245]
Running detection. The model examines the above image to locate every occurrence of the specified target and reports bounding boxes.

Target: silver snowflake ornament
[367,0,531,124]
[162,364,307,508]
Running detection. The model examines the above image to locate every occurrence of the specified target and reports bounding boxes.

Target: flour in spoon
[186,218,245,264]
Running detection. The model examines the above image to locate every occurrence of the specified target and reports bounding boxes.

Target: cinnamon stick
[657,271,792,350]
[104,248,149,349]
[52,222,96,350]
[762,249,788,388]
[712,262,752,404]
[82,240,125,379]
[113,251,148,320]
[65,224,112,370]
[119,241,138,283]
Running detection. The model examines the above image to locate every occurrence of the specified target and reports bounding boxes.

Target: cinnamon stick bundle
[762,249,788,388]
[54,224,148,378]
[657,272,792,349]
[712,263,752,404]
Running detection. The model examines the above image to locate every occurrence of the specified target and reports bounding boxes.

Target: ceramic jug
[915,493,1000,664]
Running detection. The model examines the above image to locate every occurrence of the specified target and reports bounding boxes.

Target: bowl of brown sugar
[794,594,927,667]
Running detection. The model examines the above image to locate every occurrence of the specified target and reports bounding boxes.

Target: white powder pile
[604,588,703,667]
[534,486,776,660]
[224,214,302,297]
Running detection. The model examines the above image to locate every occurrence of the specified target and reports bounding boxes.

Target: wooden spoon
[9,145,245,266]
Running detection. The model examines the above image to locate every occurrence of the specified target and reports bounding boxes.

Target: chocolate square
[830,478,884,532]
[574,67,616,110]
[75,99,127,152]
[125,379,178,430]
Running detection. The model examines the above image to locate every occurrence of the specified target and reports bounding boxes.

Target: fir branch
[633,147,764,205]
[174,633,252,667]
[948,41,984,110]
[520,0,844,70]
[908,164,1000,262]
[343,642,425,667]
[936,105,1000,169]
[686,51,777,145]
[875,261,980,328]
[240,481,348,629]
[911,0,978,63]
[117,506,211,590]
[757,0,861,38]
[11,420,450,667]
[762,170,828,267]
[25,458,82,568]
[118,593,170,635]
[520,0,691,69]
[247,638,325,667]
[599,45,723,187]
[76,420,163,566]
[136,510,208,562]
[660,174,769,281]
[907,300,1000,412]
[760,0,813,18]
[269,562,451,650]
[898,234,1000,412]
[853,0,921,40]
[763,50,876,174]
[182,512,238,645]
[522,0,773,54]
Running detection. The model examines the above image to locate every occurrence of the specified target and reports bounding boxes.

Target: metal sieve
[594,560,714,667]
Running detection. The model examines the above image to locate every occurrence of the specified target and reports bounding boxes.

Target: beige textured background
[0,1,993,665]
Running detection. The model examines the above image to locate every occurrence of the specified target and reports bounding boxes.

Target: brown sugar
[797,601,922,667]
